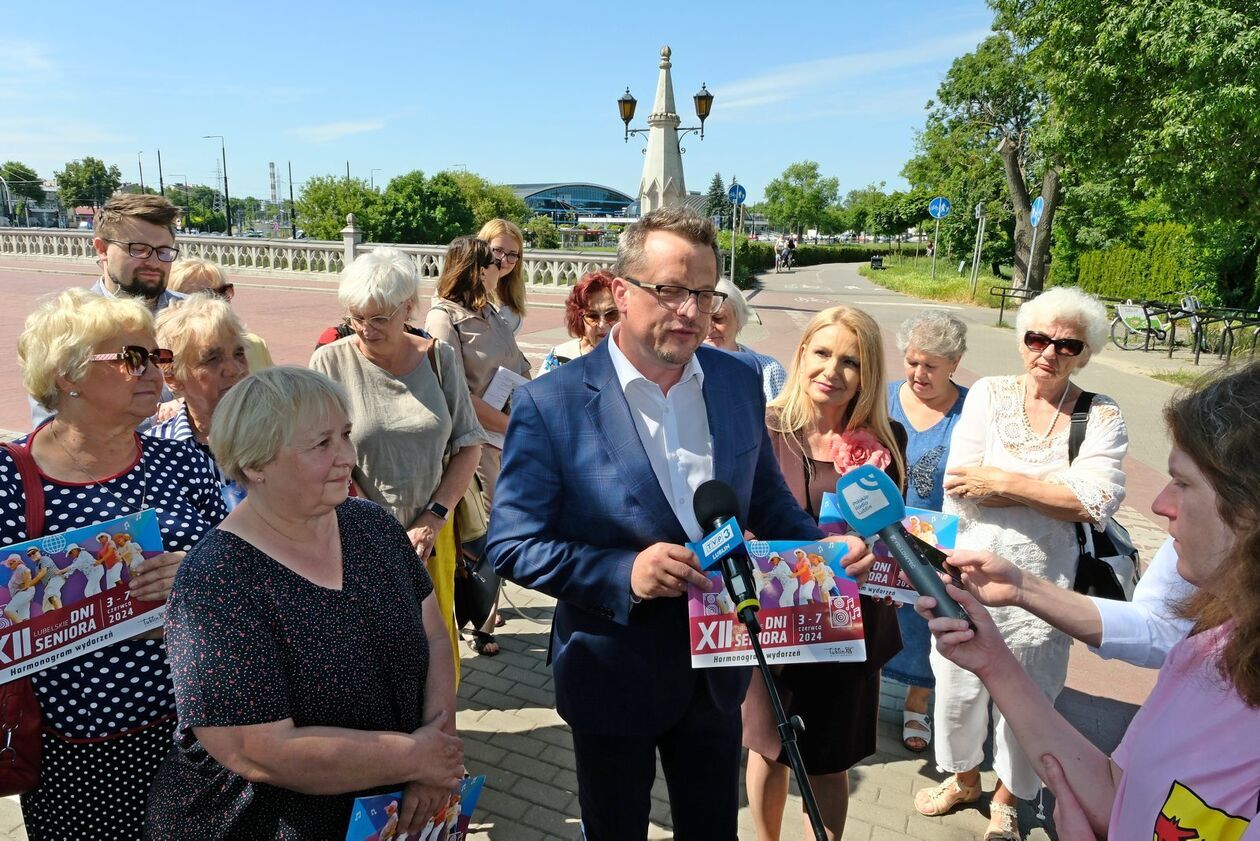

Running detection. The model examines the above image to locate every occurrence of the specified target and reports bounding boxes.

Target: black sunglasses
[88,346,175,376]
[1023,330,1086,357]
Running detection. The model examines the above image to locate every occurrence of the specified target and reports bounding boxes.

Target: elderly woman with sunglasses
[167,258,273,373]
[311,248,485,676]
[2,289,228,840]
[540,269,618,373]
[915,286,1128,841]
[703,278,788,401]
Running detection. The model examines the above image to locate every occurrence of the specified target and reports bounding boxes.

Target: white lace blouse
[944,375,1129,648]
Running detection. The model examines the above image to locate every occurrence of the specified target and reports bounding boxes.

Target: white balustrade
[0,227,615,287]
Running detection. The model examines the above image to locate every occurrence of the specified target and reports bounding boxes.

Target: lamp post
[370,168,382,190]
[202,135,233,236]
[137,151,145,192]
[617,47,714,215]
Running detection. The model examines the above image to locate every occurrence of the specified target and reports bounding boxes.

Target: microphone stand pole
[728,593,827,840]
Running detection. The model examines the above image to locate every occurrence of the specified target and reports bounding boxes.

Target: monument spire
[638,45,687,214]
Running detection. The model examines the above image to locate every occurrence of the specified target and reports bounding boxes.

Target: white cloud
[290,120,387,143]
[716,29,990,115]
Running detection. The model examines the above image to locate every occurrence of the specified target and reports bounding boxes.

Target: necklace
[1024,376,1071,440]
[52,425,148,511]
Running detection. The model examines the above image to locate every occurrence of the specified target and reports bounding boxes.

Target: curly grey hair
[896,310,968,360]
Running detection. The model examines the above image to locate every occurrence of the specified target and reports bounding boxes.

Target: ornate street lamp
[617,81,714,143]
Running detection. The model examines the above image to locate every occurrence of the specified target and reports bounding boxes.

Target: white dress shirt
[607,325,714,541]
[1091,537,1195,668]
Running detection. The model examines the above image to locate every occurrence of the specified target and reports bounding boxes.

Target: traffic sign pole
[728,180,746,287]
[931,218,940,282]
[927,196,952,283]
[1025,196,1045,289]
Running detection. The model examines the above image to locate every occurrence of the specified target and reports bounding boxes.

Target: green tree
[703,173,728,224]
[375,171,474,245]
[841,183,889,237]
[296,176,380,240]
[1011,0,1260,229]
[522,215,560,249]
[762,161,839,236]
[929,31,1056,289]
[55,157,122,210]
[443,171,530,230]
[0,161,44,203]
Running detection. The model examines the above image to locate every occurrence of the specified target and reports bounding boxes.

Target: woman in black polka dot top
[143,367,462,840]
[5,290,229,840]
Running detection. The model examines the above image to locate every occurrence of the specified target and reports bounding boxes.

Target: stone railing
[0,216,616,288]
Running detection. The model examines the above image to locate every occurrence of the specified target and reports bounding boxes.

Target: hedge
[717,235,899,288]
[1072,222,1201,302]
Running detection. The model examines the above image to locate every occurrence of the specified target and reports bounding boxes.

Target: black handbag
[1067,393,1140,600]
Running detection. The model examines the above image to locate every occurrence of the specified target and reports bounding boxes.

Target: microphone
[833,465,972,626]
[692,480,761,627]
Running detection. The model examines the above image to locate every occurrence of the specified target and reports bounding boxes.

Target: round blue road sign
[728,184,747,205]
[1030,196,1045,228]
[929,196,952,219]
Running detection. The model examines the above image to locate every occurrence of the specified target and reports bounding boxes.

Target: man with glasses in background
[30,193,186,428]
[489,207,827,840]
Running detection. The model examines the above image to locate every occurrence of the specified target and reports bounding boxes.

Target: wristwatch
[424,500,451,522]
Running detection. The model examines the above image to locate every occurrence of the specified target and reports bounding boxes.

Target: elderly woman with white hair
[167,258,273,372]
[883,310,969,754]
[143,367,462,839]
[704,278,787,401]
[914,286,1128,841]
[310,247,485,674]
[2,289,227,840]
[148,293,251,508]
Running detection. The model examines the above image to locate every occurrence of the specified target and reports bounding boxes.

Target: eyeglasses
[621,276,728,315]
[1023,330,1086,357]
[490,246,521,264]
[88,346,174,376]
[104,239,179,263]
[344,302,405,331]
[582,308,620,326]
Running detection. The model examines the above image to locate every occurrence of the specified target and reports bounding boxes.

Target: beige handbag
[426,340,490,543]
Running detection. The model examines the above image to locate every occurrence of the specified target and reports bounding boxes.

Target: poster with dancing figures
[819,494,959,604]
[686,540,866,668]
[0,510,165,685]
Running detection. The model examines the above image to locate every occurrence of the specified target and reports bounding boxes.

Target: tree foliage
[444,171,530,229]
[703,173,728,224]
[762,161,839,235]
[1,161,44,203]
[376,171,474,245]
[55,157,122,210]
[522,215,559,249]
[296,176,379,241]
[1015,0,1260,229]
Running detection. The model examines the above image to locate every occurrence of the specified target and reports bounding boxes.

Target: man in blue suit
[488,208,827,839]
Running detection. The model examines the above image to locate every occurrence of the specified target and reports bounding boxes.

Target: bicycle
[1109,300,1171,351]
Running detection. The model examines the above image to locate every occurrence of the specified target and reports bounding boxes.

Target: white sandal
[902,710,932,753]
[985,801,1022,841]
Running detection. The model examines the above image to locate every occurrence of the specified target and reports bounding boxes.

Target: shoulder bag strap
[2,442,45,538]
[1067,392,1097,588]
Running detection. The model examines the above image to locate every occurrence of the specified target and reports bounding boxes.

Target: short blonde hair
[478,218,527,317]
[155,293,246,384]
[338,247,420,314]
[210,366,351,486]
[168,258,228,293]
[18,288,154,411]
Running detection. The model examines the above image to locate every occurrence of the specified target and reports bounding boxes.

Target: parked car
[243,230,265,238]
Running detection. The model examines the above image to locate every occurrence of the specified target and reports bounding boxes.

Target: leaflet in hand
[819,493,958,604]
[0,510,166,685]
[685,539,866,668]
[345,774,486,841]
[480,366,529,449]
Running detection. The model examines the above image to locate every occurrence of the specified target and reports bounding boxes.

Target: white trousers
[929,633,1071,801]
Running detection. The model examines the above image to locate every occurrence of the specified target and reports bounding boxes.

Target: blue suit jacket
[487,342,822,735]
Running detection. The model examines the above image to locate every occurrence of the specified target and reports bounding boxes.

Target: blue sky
[4,1,993,205]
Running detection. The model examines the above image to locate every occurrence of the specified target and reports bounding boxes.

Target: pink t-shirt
[1110,624,1260,840]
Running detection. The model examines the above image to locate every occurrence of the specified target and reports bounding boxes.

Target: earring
[68,390,80,398]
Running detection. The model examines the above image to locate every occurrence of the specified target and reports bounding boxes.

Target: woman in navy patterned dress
[144,367,461,840]
[884,311,968,754]
[2,289,229,839]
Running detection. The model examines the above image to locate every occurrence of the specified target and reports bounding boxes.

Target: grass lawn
[858,257,1011,307]
[1149,369,1220,388]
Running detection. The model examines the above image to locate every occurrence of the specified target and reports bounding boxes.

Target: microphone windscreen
[693,479,739,528]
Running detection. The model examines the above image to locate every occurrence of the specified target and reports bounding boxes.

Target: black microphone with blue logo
[833,465,973,627]
[692,479,761,632]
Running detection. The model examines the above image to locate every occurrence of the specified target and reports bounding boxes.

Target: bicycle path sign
[728,184,747,205]
[1030,196,1045,227]
[929,197,952,219]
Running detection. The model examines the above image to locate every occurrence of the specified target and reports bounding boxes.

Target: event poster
[686,540,866,668]
[0,510,165,685]
[346,775,486,841]
[819,494,959,604]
